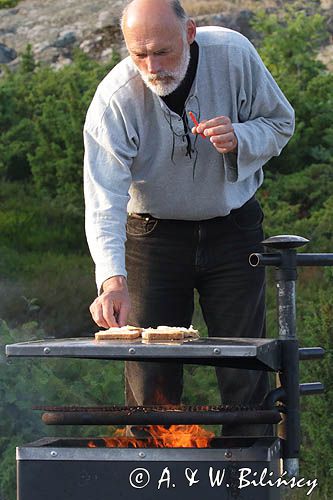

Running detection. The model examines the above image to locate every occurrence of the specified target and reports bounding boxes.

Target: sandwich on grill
[95,325,199,341]
[141,325,199,341]
[95,326,143,340]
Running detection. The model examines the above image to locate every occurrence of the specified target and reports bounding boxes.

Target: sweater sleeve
[223,41,295,183]
[83,97,137,293]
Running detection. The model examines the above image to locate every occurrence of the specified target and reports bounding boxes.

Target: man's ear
[186,19,196,44]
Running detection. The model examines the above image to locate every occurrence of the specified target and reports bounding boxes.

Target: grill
[6,235,332,500]
[17,437,281,500]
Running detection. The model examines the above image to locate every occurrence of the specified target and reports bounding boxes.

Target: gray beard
[138,43,191,97]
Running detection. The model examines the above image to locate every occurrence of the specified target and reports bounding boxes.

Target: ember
[88,425,214,448]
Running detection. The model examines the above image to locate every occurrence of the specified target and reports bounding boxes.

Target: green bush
[0,0,18,9]
[0,319,125,500]
[0,48,119,208]
[252,5,332,174]
[0,182,86,254]
[298,288,333,495]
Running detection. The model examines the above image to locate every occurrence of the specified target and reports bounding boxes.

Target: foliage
[0,0,18,9]
[0,181,99,336]
[0,319,125,500]
[258,164,333,247]
[0,48,119,208]
[252,4,332,174]
[297,286,333,493]
[0,182,86,255]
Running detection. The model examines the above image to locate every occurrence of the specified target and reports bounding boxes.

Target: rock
[196,10,255,40]
[100,47,115,62]
[0,0,125,67]
[0,42,17,63]
[53,30,76,48]
[34,41,51,54]
[97,11,119,29]
[79,25,124,60]
[317,44,333,71]
[0,7,19,16]
[321,0,333,10]
[0,0,331,70]
[0,25,16,34]
[51,54,73,70]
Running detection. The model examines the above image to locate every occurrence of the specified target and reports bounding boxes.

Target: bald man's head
[120,0,196,96]
[121,0,188,32]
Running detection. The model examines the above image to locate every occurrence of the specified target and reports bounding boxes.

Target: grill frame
[17,436,281,461]
[17,437,281,500]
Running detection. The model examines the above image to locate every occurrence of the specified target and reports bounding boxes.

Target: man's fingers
[214,137,238,154]
[89,278,131,329]
[215,143,235,153]
[90,299,118,328]
[90,303,111,329]
[210,131,236,145]
[204,125,233,137]
[117,302,131,327]
[191,120,208,136]
[100,293,121,327]
[102,300,119,327]
[197,116,230,133]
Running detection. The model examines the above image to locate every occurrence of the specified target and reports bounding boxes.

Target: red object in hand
[188,112,206,139]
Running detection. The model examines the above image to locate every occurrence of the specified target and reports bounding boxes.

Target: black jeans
[125,196,271,436]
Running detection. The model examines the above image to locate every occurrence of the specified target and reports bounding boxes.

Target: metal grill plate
[6,337,281,370]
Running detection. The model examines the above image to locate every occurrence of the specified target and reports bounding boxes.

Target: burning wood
[88,425,215,448]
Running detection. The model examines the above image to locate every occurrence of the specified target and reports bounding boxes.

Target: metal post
[249,235,331,479]
[261,236,309,478]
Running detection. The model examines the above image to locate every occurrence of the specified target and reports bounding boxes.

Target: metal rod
[299,347,325,360]
[283,458,299,478]
[277,280,297,340]
[41,409,282,426]
[262,382,324,408]
[276,247,300,477]
[296,254,333,266]
[249,253,281,267]
[299,383,325,396]
[280,340,300,473]
[249,253,333,268]
[261,236,304,478]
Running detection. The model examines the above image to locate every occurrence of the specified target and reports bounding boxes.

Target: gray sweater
[84,27,295,291]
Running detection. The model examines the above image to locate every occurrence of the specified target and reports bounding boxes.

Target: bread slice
[95,325,142,341]
[142,325,199,339]
[141,329,185,341]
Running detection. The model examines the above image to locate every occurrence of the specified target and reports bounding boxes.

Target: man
[84,0,294,435]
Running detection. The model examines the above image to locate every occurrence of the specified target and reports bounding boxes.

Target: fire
[88,425,214,448]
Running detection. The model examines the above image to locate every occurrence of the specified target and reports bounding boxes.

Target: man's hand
[192,116,238,154]
[89,275,130,328]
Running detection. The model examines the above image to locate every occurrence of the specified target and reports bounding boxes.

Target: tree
[252,4,332,174]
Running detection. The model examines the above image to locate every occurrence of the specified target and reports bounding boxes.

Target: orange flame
[88,425,214,449]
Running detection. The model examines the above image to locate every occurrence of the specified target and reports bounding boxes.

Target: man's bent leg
[196,199,272,436]
[124,216,196,435]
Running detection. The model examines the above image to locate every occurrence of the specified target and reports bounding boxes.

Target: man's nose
[146,56,161,74]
